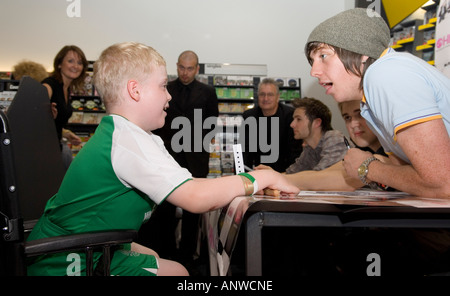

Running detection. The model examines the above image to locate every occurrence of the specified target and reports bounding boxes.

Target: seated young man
[263,100,386,191]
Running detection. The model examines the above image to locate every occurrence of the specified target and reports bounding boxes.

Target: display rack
[416,1,438,64]
[0,79,20,112]
[211,75,256,115]
[389,0,439,65]
[66,95,105,157]
[390,19,423,57]
[66,60,103,157]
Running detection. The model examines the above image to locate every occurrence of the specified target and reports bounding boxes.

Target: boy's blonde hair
[94,42,166,110]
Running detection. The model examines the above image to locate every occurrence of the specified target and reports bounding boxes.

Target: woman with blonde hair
[12,60,48,82]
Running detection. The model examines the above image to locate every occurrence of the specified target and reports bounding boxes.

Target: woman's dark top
[42,76,73,141]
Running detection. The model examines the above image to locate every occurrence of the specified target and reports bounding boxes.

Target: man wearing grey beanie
[305,8,450,199]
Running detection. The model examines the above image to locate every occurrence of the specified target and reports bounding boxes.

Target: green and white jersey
[27,115,192,276]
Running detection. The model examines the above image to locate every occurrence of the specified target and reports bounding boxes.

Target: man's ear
[362,55,369,64]
[313,117,322,128]
[127,79,140,101]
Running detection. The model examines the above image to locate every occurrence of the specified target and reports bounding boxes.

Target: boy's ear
[127,79,140,101]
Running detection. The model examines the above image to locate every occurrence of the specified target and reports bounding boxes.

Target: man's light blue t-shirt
[361,50,450,164]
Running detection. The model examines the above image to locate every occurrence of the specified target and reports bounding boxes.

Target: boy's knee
[158,258,189,276]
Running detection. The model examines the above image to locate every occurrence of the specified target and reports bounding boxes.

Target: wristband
[238,172,259,195]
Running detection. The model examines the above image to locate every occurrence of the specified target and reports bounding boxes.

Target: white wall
[0,0,355,134]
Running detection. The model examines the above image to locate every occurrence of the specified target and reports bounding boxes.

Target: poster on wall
[435,0,450,78]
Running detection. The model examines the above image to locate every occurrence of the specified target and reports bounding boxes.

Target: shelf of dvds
[66,95,105,157]
[68,96,105,125]
[200,74,301,116]
[212,76,257,115]
[389,0,439,64]
[416,1,438,64]
[0,79,20,112]
[390,19,422,56]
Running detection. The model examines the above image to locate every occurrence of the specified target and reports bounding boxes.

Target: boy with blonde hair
[27,42,299,276]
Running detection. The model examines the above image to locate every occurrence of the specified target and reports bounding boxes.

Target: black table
[242,197,450,275]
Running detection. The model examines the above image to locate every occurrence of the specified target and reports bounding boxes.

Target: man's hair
[292,97,333,132]
[258,77,280,95]
[93,42,166,110]
[306,42,376,90]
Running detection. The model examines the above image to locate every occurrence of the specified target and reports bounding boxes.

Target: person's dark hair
[306,42,376,90]
[292,97,333,132]
[51,45,88,91]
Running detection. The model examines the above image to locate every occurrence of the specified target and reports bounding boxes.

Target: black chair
[0,77,137,276]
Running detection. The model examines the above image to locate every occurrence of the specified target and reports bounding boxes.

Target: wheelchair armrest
[24,229,138,257]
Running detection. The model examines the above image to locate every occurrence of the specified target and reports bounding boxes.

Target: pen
[343,136,351,149]
[244,165,253,172]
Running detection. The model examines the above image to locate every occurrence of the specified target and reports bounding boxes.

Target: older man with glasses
[242,78,303,173]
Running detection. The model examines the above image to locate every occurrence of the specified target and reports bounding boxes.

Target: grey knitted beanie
[306,8,391,59]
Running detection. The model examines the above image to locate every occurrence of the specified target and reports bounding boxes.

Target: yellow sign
[382,0,428,28]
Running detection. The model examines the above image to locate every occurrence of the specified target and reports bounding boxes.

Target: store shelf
[418,23,435,31]
[396,37,415,45]
[416,38,436,50]
[416,44,433,51]
[389,0,440,64]
[0,79,19,111]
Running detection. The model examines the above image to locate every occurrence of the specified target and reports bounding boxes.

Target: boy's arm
[166,170,300,213]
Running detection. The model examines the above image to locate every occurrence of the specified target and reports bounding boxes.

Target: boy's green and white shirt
[27,115,192,275]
